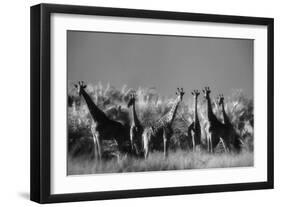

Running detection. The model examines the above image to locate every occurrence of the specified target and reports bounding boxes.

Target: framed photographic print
[30,3,274,203]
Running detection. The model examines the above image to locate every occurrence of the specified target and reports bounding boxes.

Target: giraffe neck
[221,102,231,125]
[194,97,199,123]
[206,96,218,123]
[80,88,109,124]
[167,97,181,125]
[132,102,141,127]
[153,97,180,130]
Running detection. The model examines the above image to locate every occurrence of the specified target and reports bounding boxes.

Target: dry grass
[67,150,253,175]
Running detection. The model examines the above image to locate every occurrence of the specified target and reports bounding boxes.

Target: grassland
[68,150,253,175]
[67,82,254,174]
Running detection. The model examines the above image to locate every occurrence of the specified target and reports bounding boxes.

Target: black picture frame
[30,3,274,204]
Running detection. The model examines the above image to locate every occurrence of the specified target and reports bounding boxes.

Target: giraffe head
[74,81,87,96]
[176,87,185,101]
[191,89,200,99]
[217,94,225,106]
[202,86,211,99]
[127,91,136,108]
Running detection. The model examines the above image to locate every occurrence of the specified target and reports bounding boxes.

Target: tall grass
[68,150,253,175]
[67,82,254,174]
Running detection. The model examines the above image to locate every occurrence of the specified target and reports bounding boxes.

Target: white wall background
[0,0,279,206]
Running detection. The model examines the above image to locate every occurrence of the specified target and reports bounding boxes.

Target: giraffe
[74,81,130,160]
[202,87,230,153]
[218,94,242,152]
[188,90,201,151]
[142,88,185,159]
[127,91,144,156]
[218,94,231,126]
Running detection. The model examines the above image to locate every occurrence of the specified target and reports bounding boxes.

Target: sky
[67,31,253,99]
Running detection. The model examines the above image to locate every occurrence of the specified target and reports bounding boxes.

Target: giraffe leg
[145,146,149,159]
[207,136,210,152]
[130,127,135,153]
[210,135,213,153]
[163,138,167,158]
[163,130,169,158]
[93,133,101,160]
[225,141,231,153]
[192,134,195,152]
[91,126,100,160]
[92,134,98,160]
[142,130,150,159]
[144,140,149,159]
[95,133,102,160]
[220,138,228,153]
[207,135,210,153]
[134,143,140,156]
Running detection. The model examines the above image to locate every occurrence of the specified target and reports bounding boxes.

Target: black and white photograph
[28,2,274,204]
[67,31,254,175]
[0,0,278,206]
